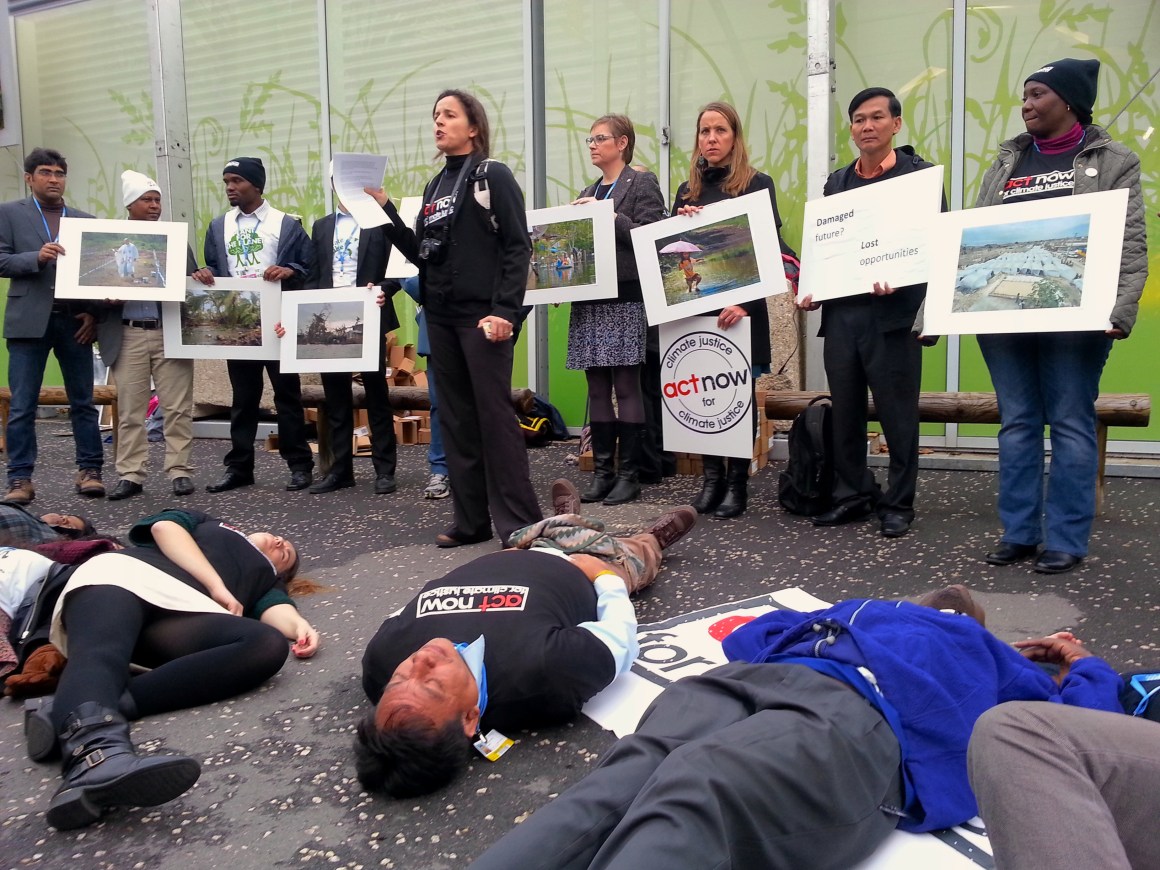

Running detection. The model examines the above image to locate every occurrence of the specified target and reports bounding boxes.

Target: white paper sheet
[332,152,390,229]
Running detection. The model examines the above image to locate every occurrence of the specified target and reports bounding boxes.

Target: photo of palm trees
[180,285,264,346]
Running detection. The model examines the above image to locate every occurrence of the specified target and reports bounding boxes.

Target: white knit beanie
[122,169,161,207]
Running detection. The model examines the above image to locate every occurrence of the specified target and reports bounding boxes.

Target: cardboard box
[353,434,372,456]
[417,427,432,445]
[265,433,279,452]
[579,449,593,472]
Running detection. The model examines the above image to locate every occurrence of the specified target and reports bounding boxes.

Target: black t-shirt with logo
[361,549,615,731]
[1000,143,1081,204]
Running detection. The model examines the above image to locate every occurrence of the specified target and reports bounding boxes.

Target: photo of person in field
[77,231,168,288]
[655,215,759,305]
[180,285,264,347]
[295,301,365,360]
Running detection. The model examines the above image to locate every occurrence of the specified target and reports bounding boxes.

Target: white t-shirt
[223,200,284,278]
[331,211,360,287]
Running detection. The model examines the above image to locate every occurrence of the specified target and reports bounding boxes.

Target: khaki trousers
[111,325,194,482]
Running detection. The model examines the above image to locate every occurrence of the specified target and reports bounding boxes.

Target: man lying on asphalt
[468,584,1124,870]
[357,480,697,797]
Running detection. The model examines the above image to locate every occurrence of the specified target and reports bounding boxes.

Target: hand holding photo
[633,191,786,325]
[523,199,617,305]
[279,286,381,373]
[54,218,188,302]
[162,277,280,360]
[923,189,1128,335]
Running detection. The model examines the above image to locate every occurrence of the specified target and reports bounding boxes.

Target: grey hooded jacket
[975,124,1148,335]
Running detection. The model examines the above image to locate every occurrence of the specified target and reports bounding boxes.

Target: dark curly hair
[353,701,470,798]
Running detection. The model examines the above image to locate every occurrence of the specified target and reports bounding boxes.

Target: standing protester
[368,89,542,547]
[400,276,452,500]
[193,157,316,494]
[671,102,798,520]
[97,170,199,500]
[304,180,399,495]
[797,88,941,539]
[975,59,1148,574]
[569,114,667,507]
[0,147,103,503]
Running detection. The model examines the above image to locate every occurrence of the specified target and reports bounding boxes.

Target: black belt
[124,319,160,330]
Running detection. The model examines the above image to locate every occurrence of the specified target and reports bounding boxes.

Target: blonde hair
[685,101,757,202]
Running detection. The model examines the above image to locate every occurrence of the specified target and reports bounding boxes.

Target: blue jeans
[6,312,104,480]
[978,331,1113,557]
[425,363,447,476]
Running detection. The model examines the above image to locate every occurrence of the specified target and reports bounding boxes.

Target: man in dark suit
[304,192,400,495]
[0,147,103,504]
[798,88,941,539]
[191,157,316,494]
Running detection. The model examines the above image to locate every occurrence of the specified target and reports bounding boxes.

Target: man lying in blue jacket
[468,585,1123,870]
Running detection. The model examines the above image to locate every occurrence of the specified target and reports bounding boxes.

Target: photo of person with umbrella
[665,240,703,293]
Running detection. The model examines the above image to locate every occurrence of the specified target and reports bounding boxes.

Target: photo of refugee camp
[654,214,760,304]
[953,214,1089,312]
[528,216,597,291]
[295,300,366,359]
[179,284,264,346]
[76,230,169,288]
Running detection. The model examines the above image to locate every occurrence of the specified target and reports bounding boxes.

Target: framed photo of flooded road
[54,218,188,302]
[523,199,617,305]
[279,286,380,373]
[632,191,787,325]
[923,188,1128,335]
[162,278,280,360]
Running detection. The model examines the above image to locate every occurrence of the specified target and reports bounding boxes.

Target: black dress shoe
[205,472,255,493]
[1033,550,1083,574]
[308,472,354,494]
[374,474,398,495]
[880,513,911,538]
[983,542,1039,566]
[107,480,143,501]
[435,527,493,548]
[172,477,195,497]
[811,500,873,527]
[285,470,313,491]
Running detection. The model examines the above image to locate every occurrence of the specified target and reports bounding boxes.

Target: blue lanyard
[34,199,66,243]
[335,215,359,267]
[595,180,617,200]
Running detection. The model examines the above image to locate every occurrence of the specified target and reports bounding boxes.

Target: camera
[418,227,450,263]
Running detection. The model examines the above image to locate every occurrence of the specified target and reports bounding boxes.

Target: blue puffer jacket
[722,599,1123,832]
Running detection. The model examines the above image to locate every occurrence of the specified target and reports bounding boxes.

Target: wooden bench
[299,384,535,472]
[0,385,120,454]
[764,390,1152,511]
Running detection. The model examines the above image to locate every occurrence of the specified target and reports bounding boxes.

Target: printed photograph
[528,217,597,291]
[180,285,264,347]
[295,301,366,360]
[953,215,1089,313]
[654,215,760,305]
[77,231,170,288]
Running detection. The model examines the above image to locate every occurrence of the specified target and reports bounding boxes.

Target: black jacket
[382,154,531,327]
[671,168,795,368]
[817,146,941,336]
[305,213,400,333]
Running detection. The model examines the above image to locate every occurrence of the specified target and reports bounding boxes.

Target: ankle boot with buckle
[712,458,751,519]
[691,455,727,514]
[46,702,200,830]
[25,691,139,763]
[603,423,642,506]
[581,422,617,503]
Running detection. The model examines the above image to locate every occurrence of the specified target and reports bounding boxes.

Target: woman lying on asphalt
[9,508,319,831]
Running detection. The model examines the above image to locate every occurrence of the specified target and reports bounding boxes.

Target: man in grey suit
[0,147,103,504]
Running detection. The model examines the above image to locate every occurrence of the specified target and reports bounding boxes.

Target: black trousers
[52,584,289,729]
[469,663,902,870]
[319,307,396,479]
[426,321,542,543]
[224,359,314,474]
[823,306,922,518]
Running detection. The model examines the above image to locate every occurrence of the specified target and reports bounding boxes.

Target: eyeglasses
[33,169,67,179]
[585,134,616,145]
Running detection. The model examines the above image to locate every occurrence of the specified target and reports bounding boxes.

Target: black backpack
[778,396,834,516]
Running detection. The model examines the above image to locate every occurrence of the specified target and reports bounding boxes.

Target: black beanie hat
[223,156,266,191]
[1025,58,1100,126]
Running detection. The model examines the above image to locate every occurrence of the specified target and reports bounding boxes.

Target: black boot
[46,702,200,830]
[712,458,751,519]
[581,422,617,503]
[603,423,642,505]
[25,691,138,763]
[691,456,727,514]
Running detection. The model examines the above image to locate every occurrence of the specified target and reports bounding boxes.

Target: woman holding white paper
[569,114,667,506]
[975,58,1147,575]
[671,101,799,519]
